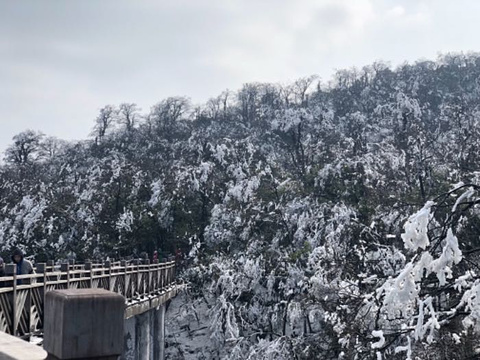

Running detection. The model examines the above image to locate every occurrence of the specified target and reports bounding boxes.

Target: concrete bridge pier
[154,305,165,360]
[136,311,151,360]
[123,304,166,360]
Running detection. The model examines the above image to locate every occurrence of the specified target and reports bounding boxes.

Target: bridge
[0,259,179,359]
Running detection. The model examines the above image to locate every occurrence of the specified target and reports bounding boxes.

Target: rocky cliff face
[165,291,219,360]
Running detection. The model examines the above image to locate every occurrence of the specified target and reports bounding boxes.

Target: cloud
[200,0,377,83]
[387,6,406,18]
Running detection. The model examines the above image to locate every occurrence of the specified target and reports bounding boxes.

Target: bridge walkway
[0,259,177,338]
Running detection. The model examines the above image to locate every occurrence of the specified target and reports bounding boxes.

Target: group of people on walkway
[0,247,185,286]
[0,248,34,286]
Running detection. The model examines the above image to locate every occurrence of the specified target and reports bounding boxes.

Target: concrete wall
[0,331,47,360]
[122,305,166,360]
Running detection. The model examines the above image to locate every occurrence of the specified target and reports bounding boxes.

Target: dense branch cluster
[2,53,480,358]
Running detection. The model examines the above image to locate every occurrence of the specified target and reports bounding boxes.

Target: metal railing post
[162,263,166,290]
[36,263,47,327]
[5,264,17,335]
[153,259,159,293]
[68,259,75,282]
[85,262,92,288]
[105,260,112,291]
[144,259,150,295]
[133,259,139,296]
[166,262,170,288]
[60,263,69,289]
[46,260,54,290]
[120,260,127,298]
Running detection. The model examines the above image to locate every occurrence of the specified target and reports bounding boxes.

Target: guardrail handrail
[0,259,176,337]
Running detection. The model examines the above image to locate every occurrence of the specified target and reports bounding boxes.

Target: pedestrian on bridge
[11,248,34,284]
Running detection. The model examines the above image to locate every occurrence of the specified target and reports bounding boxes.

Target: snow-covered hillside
[3,54,480,359]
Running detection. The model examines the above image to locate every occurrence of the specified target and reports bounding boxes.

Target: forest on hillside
[2,53,480,359]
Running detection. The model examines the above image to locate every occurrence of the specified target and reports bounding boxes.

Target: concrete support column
[153,305,166,360]
[136,311,151,360]
[122,317,136,360]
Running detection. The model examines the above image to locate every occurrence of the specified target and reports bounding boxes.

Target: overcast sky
[1,0,479,154]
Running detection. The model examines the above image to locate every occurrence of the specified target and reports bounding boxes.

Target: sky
[1,0,479,154]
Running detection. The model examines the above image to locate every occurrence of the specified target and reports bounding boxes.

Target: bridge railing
[0,259,176,337]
